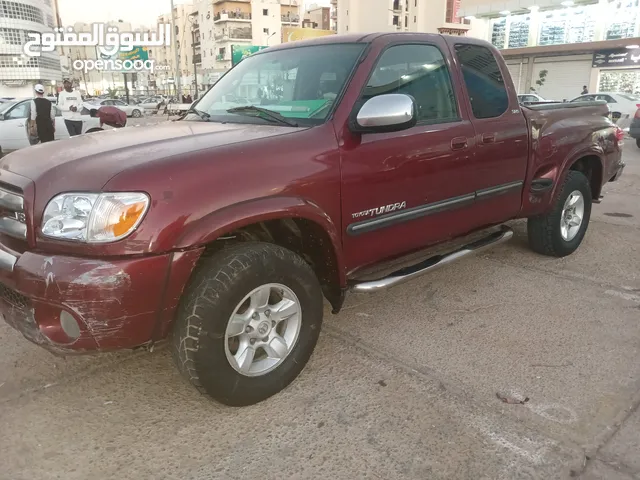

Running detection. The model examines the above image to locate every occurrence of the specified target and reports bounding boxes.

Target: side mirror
[350,94,417,134]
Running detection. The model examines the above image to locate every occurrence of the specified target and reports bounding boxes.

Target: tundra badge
[352,202,407,219]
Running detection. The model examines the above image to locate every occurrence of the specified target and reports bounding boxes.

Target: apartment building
[460,0,640,100]
[155,3,200,94]
[211,0,302,70]
[303,4,331,30]
[330,0,337,31]
[0,0,62,97]
[336,0,472,36]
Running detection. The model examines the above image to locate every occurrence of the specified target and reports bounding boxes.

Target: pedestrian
[29,84,55,144]
[186,94,193,103]
[57,79,83,136]
[89,106,127,128]
[581,85,588,95]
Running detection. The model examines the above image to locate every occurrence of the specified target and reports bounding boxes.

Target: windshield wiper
[184,107,210,121]
[226,105,299,127]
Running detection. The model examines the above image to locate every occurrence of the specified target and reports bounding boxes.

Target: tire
[527,170,592,257]
[132,109,141,118]
[171,242,324,406]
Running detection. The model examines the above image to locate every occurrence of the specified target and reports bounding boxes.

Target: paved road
[0,140,638,479]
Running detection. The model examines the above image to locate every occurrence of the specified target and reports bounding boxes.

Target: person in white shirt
[29,84,56,143]
[57,79,83,136]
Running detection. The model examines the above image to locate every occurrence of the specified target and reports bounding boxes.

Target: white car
[0,99,109,153]
[83,99,144,118]
[518,93,552,104]
[570,92,640,128]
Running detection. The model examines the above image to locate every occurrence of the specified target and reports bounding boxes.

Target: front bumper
[0,246,175,355]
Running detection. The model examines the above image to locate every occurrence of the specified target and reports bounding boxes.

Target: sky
[57,0,331,27]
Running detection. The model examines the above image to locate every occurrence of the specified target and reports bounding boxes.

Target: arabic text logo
[23,23,171,58]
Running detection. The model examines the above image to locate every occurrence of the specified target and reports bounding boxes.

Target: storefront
[591,47,640,93]
[501,37,640,100]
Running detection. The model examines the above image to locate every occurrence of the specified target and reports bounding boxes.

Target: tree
[531,69,548,93]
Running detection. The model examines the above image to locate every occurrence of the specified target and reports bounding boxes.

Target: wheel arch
[562,153,604,201]
[174,197,347,313]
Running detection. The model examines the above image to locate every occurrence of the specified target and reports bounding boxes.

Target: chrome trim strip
[347,193,475,236]
[0,217,27,239]
[0,188,23,211]
[0,249,17,272]
[350,226,513,293]
[475,181,523,199]
[346,180,524,236]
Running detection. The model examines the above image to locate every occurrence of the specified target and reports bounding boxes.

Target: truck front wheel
[171,242,324,406]
[527,170,592,257]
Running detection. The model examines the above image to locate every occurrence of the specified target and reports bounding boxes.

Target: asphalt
[0,140,638,480]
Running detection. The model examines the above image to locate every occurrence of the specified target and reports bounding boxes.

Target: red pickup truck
[0,34,624,406]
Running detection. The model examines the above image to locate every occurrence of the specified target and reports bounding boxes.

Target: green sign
[119,46,150,62]
[231,45,267,66]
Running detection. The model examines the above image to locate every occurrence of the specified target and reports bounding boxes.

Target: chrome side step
[350,226,513,293]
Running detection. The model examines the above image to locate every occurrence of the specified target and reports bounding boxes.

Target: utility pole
[123,73,130,104]
[188,12,198,100]
[170,0,181,97]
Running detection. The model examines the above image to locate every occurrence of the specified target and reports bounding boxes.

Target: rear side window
[363,44,458,123]
[454,44,508,119]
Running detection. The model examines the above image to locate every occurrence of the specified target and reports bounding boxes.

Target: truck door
[339,40,480,271]
[449,42,528,224]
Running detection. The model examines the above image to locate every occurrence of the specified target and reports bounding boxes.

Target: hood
[0,120,303,192]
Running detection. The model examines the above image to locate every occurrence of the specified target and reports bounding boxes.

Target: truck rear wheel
[171,242,324,406]
[527,170,592,257]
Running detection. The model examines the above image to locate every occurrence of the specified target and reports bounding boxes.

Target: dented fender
[173,195,347,286]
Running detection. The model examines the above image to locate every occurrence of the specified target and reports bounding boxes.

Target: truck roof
[260,32,492,56]
[265,32,444,52]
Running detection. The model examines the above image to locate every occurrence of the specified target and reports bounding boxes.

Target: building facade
[0,0,62,97]
[211,0,301,70]
[303,4,330,30]
[460,0,640,100]
[336,0,474,36]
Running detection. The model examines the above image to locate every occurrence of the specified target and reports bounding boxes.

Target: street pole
[189,13,198,100]
[123,73,130,104]
[170,0,182,97]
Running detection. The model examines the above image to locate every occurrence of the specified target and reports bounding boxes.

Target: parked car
[137,95,166,112]
[84,98,143,118]
[570,92,640,128]
[0,33,625,407]
[627,107,640,147]
[0,99,108,153]
[517,93,549,104]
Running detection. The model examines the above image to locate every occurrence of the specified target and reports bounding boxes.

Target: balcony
[281,14,300,23]
[392,0,401,12]
[214,28,252,41]
[193,54,202,64]
[214,11,252,22]
[192,41,201,47]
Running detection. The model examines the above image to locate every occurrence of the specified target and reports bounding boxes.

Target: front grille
[0,282,29,309]
[0,187,26,240]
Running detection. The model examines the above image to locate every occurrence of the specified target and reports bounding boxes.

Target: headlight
[42,192,149,243]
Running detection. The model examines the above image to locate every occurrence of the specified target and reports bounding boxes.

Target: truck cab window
[454,44,509,119]
[363,44,458,123]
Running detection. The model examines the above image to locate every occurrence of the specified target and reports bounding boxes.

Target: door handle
[451,137,468,150]
[482,133,496,144]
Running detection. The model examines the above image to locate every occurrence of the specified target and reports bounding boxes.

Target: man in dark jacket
[89,106,127,128]
[29,84,55,143]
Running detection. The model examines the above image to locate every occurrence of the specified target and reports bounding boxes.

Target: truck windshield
[191,44,365,125]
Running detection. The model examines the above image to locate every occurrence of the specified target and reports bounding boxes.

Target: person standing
[29,84,55,143]
[57,79,83,136]
[581,86,589,95]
